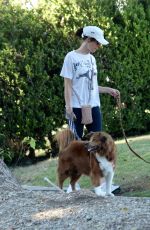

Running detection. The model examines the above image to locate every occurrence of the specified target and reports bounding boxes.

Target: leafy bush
[0,134,14,164]
[99,0,150,135]
[0,0,149,162]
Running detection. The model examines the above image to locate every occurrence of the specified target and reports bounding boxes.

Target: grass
[11,134,150,197]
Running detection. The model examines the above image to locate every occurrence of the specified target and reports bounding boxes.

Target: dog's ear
[100,136,107,143]
[84,142,89,149]
[83,132,94,141]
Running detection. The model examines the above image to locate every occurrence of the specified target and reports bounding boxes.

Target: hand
[65,106,76,120]
[108,88,120,98]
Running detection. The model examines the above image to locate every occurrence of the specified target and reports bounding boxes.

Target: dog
[56,129,116,197]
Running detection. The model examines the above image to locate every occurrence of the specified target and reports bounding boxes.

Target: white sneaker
[100,182,120,193]
[66,183,81,193]
[111,184,120,192]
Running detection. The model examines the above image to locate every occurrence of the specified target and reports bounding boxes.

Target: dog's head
[87,132,116,162]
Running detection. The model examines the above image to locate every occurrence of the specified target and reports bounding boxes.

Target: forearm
[98,86,110,94]
[98,86,120,98]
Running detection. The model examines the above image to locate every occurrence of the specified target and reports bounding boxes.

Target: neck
[75,42,90,54]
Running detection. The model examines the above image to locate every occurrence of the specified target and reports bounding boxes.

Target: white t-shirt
[60,50,100,108]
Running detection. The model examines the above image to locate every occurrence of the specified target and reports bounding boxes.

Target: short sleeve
[60,52,74,79]
[91,54,97,66]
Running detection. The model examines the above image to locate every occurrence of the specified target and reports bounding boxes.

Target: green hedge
[0,0,150,162]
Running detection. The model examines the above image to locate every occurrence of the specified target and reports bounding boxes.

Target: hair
[75,27,97,43]
[75,28,84,38]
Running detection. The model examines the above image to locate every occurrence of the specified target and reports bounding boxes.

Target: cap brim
[97,38,109,45]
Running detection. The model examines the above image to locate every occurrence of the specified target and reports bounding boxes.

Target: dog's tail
[55,128,76,152]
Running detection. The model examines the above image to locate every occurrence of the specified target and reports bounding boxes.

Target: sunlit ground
[33,207,71,221]
[115,134,150,144]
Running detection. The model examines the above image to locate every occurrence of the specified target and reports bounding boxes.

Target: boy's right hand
[65,106,76,120]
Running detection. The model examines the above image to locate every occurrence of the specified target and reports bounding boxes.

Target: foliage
[98,0,150,135]
[0,0,150,162]
[0,3,66,158]
[0,134,14,163]
[22,137,36,149]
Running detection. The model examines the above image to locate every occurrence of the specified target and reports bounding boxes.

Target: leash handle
[116,96,150,164]
[66,112,80,140]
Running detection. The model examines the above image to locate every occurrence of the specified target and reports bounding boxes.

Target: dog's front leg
[91,172,106,197]
[95,154,115,197]
[105,170,114,197]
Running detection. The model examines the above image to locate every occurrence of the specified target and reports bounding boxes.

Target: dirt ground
[0,160,150,230]
[1,189,150,230]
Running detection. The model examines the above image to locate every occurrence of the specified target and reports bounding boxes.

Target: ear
[83,132,94,141]
[84,142,89,149]
[100,136,107,143]
[87,37,92,43]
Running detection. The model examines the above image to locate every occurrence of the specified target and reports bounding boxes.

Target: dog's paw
[105,192,115,197]
[94,186,106,197]
[66,184,73,193]
[66,183,81,193]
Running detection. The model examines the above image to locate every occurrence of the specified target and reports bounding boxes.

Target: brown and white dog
[56,129,116,197]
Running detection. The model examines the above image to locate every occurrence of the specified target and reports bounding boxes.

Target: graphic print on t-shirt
[73,59,95,91]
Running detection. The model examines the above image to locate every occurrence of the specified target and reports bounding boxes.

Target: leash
[65,111,80,140]
[116,95,150,164]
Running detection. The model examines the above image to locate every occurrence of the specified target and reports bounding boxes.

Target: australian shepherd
[56,129,116,197]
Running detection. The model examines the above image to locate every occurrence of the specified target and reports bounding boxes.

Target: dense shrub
[99,0,150,135]
[0,0,149,162]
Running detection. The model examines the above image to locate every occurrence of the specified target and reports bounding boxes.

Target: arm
[98,86,120,98]
[64,78,76,118]
[64,78,72,108]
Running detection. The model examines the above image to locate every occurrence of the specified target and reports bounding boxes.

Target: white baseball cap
[82,26,109,45]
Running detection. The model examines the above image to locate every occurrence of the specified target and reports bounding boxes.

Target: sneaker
[100,182,120,194]
[111,184,120,193]
[66,183,81,193]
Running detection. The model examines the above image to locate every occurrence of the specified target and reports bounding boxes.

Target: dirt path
[0,159,150,230]
[0,188,150,230]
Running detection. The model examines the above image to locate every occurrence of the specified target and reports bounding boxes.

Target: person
[60,25,120,193]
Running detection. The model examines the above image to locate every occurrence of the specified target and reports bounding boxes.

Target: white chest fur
[95,154,113,176]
